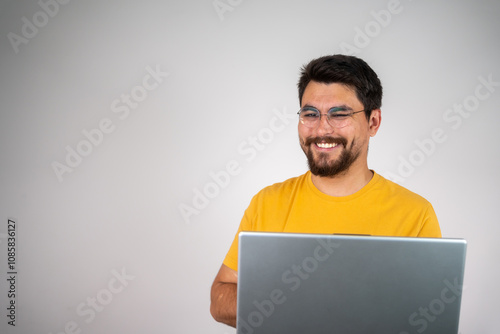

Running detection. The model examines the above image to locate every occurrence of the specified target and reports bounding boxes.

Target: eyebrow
[302,104,353,112]
[328,105,353,112]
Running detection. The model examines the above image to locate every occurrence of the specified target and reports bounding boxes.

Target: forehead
[301,81,362,108]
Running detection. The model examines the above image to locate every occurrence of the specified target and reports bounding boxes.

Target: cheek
[298,124,310,140]
[349,127,370,149]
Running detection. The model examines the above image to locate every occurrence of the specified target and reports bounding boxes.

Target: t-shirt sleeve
[222,195,258,271]
[417,203,442,238]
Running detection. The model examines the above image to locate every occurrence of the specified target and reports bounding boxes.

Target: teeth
[316,142,338,148]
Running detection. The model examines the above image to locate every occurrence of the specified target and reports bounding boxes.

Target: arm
[210,264,238,327]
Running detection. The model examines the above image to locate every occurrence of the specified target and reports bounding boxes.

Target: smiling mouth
[305,136,347,149]
[316,142,339,149]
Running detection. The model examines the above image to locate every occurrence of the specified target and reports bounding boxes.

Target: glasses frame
[297,107,366,128]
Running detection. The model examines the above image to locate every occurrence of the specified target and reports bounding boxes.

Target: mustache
[304,136,347,147]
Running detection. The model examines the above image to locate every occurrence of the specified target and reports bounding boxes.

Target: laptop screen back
[237,232,467,334]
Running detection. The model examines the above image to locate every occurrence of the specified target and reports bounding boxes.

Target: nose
[316,113,334,135]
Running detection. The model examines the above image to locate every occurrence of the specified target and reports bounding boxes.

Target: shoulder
[372,172,432,206]
[258,172,308,196]
[241,172,309,231]
[373,173,441,237]
[248,172,309,206]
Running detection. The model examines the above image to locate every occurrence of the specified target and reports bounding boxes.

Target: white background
[0,0,499,333]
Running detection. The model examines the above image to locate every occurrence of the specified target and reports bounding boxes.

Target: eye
[329,112,350,119]
[302,111,320,118]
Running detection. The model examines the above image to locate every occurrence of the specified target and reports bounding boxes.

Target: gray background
[0,0,498,333]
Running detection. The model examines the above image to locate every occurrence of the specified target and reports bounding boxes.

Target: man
[209,54,441,328]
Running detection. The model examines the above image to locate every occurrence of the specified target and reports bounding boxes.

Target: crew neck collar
[305,170,380,202]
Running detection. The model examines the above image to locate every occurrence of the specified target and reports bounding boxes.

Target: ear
[368,109,381,137]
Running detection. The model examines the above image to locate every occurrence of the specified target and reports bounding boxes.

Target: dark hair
[297,55,383,119]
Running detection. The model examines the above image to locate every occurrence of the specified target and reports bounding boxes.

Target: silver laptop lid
[237,232,467,334]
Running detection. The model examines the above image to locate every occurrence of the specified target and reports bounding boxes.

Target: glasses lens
[300,109,351,128]
[299,109,362,128]
[300,110,319,127]
[327,112,351,128]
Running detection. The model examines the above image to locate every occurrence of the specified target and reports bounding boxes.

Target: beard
[301,136,360,177]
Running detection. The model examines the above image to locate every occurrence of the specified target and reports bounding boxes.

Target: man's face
[298,81,379,177]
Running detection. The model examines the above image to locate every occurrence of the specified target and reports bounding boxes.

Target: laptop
[237,232,467,334]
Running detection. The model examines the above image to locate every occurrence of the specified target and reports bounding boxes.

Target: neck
[310,167,374,197]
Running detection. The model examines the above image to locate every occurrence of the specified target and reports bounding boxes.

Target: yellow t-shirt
[223,171,441,271]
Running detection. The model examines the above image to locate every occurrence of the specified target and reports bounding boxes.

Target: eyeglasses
[297,106,365,128]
